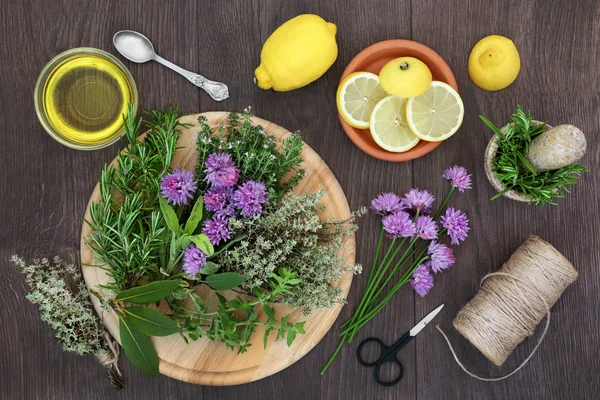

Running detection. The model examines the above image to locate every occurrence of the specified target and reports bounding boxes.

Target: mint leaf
[184,196,204,235]
[199,261,219,275]
[286,329,297,346]
[123,306,180,337]
[205,272,244,291]
[119,315,159,376]
[115,280,181,304]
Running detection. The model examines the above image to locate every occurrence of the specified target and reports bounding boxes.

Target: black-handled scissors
[356,304,444,386]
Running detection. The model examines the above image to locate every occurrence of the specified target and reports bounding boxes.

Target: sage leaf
[181,235,191,249]
[184,196,204,235]
[119,315,159,376]
[199,261,219,275]
[205,272,244,290]
[159,196,180,235]
[189,234,214,256]
[123,306,180,337]
[115,280,181,304]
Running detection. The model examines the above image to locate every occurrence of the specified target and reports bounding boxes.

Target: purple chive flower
[233,180,268,217]
[401,188,435,214]
[160,168,198,206]
[427,241,456,273]
[415,215,439,240]
[214,203,236,218]
[204,186,233,212]
[204,153,240,187]
[443,165,472,192]
[441,207,470,245]
[202,216,231,246]
[410,264,434,297]
[382,211,417,238]
[183,244,207,277]
[371,192,404,216]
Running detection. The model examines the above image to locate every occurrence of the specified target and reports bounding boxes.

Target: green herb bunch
[195,107,305,201]
[12,255,124,388]
[481,106,587,205]
[84,105,329,377]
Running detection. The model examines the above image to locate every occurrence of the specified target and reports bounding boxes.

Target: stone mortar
[484,120,551,203]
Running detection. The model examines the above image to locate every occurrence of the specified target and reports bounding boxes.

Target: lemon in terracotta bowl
[337,40,459,162]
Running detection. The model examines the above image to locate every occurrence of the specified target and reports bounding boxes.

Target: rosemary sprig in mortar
[480,106,587,205]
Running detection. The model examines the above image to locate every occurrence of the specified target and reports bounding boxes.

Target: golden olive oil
[42,54,135,146]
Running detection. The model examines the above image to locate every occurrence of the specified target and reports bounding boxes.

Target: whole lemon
[254,14,338,92]
[469,35,520,91]
[378,57,432,98]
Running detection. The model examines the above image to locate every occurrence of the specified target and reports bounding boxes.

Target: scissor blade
[409,304,444,337]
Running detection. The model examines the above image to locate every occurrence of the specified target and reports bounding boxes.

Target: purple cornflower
[441,207,470,245]
[233,180,268,217]
[204,186,233,212]
[382,211,416,238]
[202,216,231,246]
[415,215,439,240]
[371,192,404,216]
[401,188,435,215]
[410,264,434,297]
[183,244,207,277]
[204,153,239,187]
[443,165,472,192]
[427,241,456,273]
[160,168,198,206]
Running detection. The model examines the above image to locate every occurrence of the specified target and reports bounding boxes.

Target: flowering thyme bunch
[12,256,123,389]
[321,166,472,374]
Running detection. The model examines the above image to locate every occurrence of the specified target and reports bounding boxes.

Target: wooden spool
[80,112,355,385]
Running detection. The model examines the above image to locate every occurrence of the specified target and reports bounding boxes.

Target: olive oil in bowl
[34,48,137,149]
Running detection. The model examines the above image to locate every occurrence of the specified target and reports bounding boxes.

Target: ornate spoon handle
[154,55,229,101]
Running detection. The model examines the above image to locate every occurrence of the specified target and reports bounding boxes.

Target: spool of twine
[438,235,578,381]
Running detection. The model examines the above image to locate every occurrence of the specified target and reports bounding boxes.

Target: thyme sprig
[480,106,587,205]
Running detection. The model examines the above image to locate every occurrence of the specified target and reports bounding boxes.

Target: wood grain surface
[1,0,599,399]
[80,112,355,385]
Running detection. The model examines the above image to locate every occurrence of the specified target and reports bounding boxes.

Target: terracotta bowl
[339,40,458,162]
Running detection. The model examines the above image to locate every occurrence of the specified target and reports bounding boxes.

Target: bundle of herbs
[84,105,361,376]
[480,106,587,205]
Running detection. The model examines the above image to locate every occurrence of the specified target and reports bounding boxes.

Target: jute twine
[95,332,124,389]
[437,235,578,381]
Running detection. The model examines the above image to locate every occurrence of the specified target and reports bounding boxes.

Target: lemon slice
[369,96,420,152]
[406,81,464,142]
[337,72,387,129]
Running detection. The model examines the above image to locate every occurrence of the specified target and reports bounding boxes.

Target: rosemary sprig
[85,104,183,289]
[480,106,587,205]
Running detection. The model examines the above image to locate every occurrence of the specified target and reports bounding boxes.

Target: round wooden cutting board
[80,112,355,385]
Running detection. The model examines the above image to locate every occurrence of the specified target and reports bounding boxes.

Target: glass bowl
[34,47,138,150]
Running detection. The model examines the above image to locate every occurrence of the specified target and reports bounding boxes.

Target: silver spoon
[113,30,229,101]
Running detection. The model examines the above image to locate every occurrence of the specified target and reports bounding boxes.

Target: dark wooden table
[2,0,599,399]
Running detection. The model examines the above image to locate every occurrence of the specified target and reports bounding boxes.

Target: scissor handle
[357,333,411,386]
[374,358,404,386]
[356,337,386,367]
